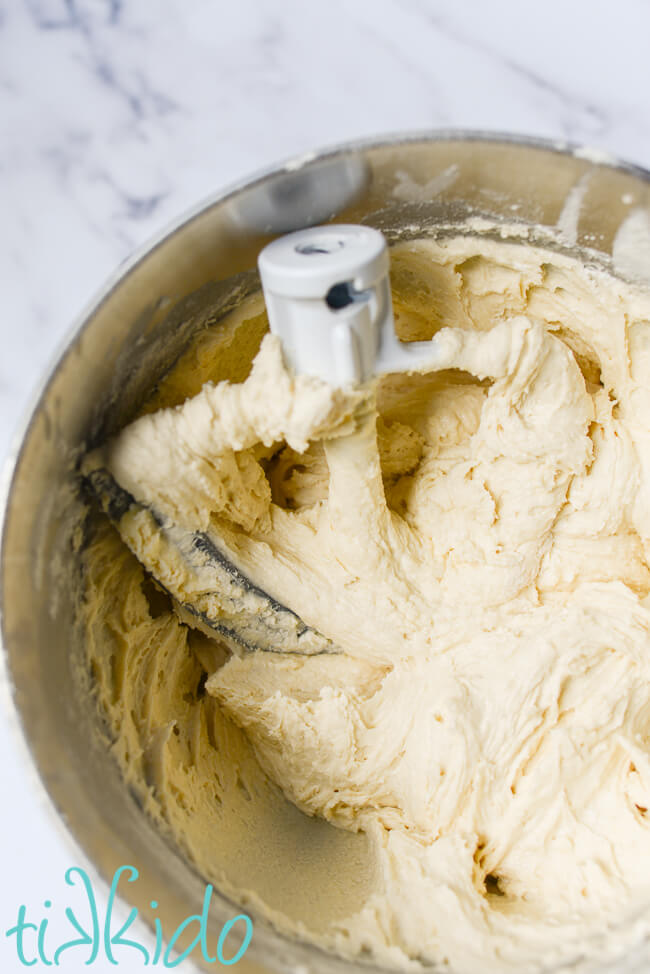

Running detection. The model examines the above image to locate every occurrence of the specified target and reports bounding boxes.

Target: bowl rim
[2,127,650,973]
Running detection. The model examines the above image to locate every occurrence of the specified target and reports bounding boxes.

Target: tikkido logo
[5,866,253,968]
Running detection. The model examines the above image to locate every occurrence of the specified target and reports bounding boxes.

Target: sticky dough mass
[84,236,650,973]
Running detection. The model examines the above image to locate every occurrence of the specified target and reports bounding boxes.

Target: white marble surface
[1,0,650,969]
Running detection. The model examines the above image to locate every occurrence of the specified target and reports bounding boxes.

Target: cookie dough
[84,234,650,973]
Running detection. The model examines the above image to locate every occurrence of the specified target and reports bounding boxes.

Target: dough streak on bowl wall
[82,231,650,974]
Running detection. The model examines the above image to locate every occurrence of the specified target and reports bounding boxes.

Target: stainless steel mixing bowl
[2,133,650,974]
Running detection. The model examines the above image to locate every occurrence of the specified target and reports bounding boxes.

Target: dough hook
[87,225,440,654]
[259,224,445,385]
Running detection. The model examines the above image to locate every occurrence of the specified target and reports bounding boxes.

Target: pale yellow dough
[85,235,650,973]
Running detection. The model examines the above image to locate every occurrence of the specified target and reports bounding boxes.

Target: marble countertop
[1,0,649,969]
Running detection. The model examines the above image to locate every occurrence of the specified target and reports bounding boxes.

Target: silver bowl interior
[2,133,650,974]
